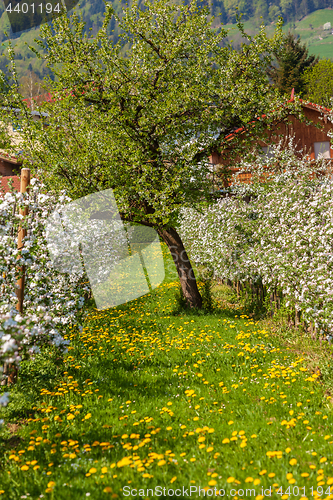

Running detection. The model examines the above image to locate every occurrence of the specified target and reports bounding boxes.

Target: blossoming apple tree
[0,179,89,386]
[179,136,333,334]
[0,0,297,308]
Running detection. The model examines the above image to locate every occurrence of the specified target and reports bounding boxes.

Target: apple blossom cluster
[0,179,90,381]
[0,391,9,427]
[179,137,333,332]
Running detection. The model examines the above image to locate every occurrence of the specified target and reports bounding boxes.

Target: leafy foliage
[1,1,288,224]
[303,59,333,109]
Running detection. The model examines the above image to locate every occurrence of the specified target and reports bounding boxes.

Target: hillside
[0,1,333,90]
[223,8,333,59]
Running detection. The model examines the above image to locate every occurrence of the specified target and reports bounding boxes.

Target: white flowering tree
[0,179,89,387]
[179,136,333,334]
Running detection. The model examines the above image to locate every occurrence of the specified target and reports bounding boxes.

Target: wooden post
[16,168,30,314]
[5,168,30,385]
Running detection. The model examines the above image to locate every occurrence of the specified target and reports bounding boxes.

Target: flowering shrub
[179,138,333,332]
[0,179,89,383]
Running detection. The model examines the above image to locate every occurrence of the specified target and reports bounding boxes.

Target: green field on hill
[223,8,333,60]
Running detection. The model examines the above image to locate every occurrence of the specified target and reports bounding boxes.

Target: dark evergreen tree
[267,31,319,97]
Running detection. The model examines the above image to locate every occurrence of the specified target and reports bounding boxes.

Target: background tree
[1,0,292,308]
[254,0,269,28]
[302,59,333,108]
[19,70,43,110]
[267,31,319,97]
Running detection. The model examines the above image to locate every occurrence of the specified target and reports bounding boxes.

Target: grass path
[0,247,333,499]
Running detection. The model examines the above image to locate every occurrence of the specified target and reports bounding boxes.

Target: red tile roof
[288,89,332,114]
[0,176,20,194]
[22,92,54,108]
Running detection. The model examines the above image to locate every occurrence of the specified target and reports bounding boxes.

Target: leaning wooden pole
[4,169,30,386]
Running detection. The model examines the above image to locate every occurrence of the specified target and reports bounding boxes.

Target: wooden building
[0,154,21,193]
[208,96,333,188]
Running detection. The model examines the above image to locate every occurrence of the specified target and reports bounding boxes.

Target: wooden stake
[16,168,30,314]
[5,168,30,386]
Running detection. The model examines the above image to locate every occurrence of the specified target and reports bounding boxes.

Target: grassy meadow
[0,244,333,498]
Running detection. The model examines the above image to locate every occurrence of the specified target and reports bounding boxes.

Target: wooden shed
[0,153,21,193]
[209,96,333,188]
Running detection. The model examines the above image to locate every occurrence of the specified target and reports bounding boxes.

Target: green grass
[294,9,333,31]
[1,244,333,499]
[307,41,333,60]
[289,9,333,61]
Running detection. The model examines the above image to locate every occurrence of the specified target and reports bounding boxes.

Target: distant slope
[0,1,333,85]
[0,0,119,82]
[289,9,333,60]
[223,8,333,60]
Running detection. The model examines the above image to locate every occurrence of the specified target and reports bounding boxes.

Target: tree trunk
[158,227,202,308]
[1,362,17,386]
